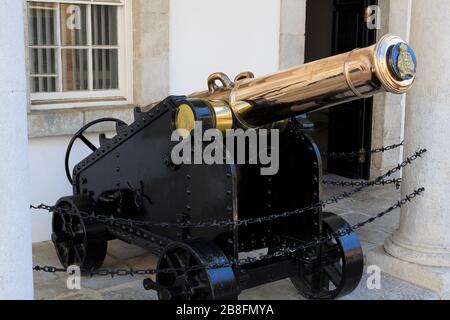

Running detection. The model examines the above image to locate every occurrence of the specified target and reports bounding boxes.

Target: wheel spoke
[60,245,70,267]
[73,244,84,264]
[310,272,323,293]
[320,272,331,291]
[78,134,97,152]
[324,264,342,287]
[59,212,70,228]
[173,252,187,269]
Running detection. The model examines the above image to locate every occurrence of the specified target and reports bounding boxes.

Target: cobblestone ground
[33,177,439,300]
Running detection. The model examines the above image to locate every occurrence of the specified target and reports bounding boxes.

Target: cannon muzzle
[176,34,416,131]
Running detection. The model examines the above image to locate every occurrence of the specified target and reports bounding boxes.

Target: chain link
[33,187,425,277]
[324,141,404,159]
[31,149,427,230]
[322,178,402,189]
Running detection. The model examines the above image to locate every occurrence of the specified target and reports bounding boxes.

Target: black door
[327,0,377,179]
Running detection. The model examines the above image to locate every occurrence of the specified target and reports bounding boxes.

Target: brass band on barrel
[174,100,234,134]
[207,100,234,132]
[344,49,372,99]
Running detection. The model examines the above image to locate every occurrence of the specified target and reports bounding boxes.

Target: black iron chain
[322,178,402,189]
[33,187,425,277]
[31,149,427,230]
[324,141,404,159]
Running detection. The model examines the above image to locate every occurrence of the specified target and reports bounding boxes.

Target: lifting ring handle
[207,72,233,93]
[234,71,255,82]
[65,118,127,185]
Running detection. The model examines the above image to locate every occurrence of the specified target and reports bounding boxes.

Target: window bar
[45,9,52,91]
[92,5,99,89]
[77,49,81,90]
[71,48,76,91]
[101,5,107,89]
[36,7,44,92]
[56,2,63,92]
[87,4,93,91]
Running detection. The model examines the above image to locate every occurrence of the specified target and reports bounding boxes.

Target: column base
[385,235,450,268]
[366,246,450,299]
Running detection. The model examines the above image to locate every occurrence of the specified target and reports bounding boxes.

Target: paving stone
[361,241,379,254]
[339,212,371,225]
[100,282,157,300]
[357,227,390,245]
[34,279,72,300]
[124,254,158,270]
[342,269,439,300]
[56,290,103,300]
[240,279,304,301]
[32,241,60,266]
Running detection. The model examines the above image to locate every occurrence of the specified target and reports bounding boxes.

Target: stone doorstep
[366,246,450,300]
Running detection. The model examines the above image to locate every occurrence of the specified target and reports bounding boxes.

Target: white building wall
[30,0,282,242]
[30,134,100,242]
[169,0,281,94]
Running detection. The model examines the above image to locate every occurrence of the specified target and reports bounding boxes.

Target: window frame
[27,0,133,110]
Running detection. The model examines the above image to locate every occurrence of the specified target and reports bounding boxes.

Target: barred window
[27,0,132,109]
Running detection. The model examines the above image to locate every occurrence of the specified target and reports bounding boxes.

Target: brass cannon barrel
[182,34,416,129]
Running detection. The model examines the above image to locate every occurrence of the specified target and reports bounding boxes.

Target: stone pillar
[368,0,450,299]
[279,0,306,69]
[133,0,170,106]
[0,0,34,299]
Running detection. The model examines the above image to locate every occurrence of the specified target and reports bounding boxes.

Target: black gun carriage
[51,34,417,300]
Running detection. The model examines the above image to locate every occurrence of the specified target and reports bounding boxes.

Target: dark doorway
[304,0,377,179]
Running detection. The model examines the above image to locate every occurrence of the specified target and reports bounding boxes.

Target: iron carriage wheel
[156,240,240,300]
[291,212,364,300]
[52,196,108,271]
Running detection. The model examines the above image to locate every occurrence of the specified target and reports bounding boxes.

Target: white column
[384,0,450,268]
[0,0,34,299]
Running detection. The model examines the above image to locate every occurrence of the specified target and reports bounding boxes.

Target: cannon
[52,34,416,300]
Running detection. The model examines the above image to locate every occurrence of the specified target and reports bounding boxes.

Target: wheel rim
[293,213,363,299]
[65,118,126,184]
[52,202,87,268]
[157,245,214,300]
